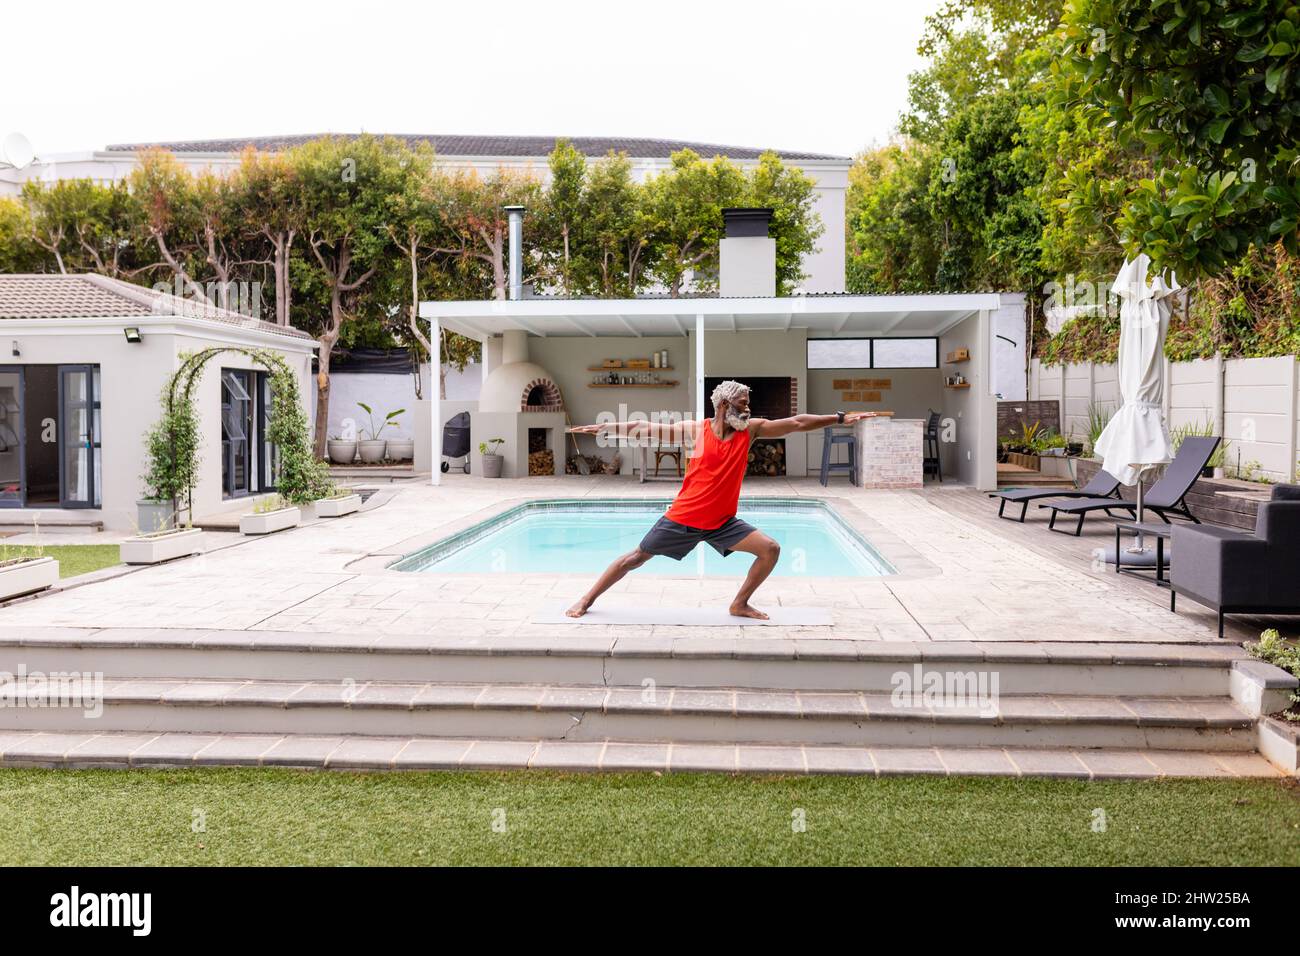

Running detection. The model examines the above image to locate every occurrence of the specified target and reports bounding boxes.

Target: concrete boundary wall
[1029,355,1299,483]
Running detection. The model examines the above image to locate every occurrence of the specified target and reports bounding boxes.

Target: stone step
[996,476,1075,489]
[0,628,1247,697]
[0,678,1256,751]
[0,730,1280,779]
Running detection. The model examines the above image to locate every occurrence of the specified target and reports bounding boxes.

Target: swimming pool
[389,499,894,577]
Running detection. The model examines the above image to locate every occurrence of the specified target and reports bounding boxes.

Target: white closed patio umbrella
[1093,254,1179,552]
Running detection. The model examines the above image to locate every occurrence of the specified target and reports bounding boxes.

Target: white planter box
[309,494,361,518]
[0,556,59,600]
[1258,717,1300,775]
[1039,455,1073,478]
[120,528,205,565]
[239,507,301,536]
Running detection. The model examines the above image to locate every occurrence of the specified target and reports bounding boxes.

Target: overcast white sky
[5,0,942,159]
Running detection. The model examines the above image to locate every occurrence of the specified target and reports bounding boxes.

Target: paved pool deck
[0,475,1256,644]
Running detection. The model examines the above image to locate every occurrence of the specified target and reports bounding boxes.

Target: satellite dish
[1,132,36,170]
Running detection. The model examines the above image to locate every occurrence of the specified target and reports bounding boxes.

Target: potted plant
[139,386,200,531]
[238,494,301,535]
[136,498,176,533]
[386,435,414,461]
[480,438,505,478]
[0,539,59,601]
[357,402,405,463]
[121,525,205,565]
[327,434,358,465]
[307,485,362,519]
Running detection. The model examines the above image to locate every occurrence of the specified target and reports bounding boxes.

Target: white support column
[430,314,442,487]
[694,313,705,424]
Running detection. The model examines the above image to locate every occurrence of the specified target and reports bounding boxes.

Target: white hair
[710,380,750,411]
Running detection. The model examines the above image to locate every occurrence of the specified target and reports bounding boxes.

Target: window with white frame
[807,338,938,370]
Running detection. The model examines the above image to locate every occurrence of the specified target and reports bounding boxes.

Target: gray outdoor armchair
[1170,483,1300,638]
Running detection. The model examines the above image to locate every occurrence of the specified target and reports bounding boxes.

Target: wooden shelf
[588,365,674,371]
[945,383,971,389]
[588,383,678,389]
[945,349,970,364]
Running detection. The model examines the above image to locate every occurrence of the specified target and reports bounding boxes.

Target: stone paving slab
[0,480,1235,645]
[532,602,833,626]
[0,731,1284,777]
[20,676,1251,727]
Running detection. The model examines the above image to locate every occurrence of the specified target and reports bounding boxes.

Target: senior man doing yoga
[566,380,881,619]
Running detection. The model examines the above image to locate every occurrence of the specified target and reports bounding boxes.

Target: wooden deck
[995,463,1073,489]
[920,485,1294,642]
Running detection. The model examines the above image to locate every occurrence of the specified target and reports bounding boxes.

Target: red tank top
[664,421,751,530]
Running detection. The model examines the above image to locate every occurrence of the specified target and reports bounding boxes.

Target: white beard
[724,410,750,432]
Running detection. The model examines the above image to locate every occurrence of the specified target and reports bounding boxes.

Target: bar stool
[923,410,942,483]
[819,426,858,486]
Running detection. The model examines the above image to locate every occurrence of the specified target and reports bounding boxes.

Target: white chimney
[505,205,525,301]
[719,207,776,298]
[502,328,528,365]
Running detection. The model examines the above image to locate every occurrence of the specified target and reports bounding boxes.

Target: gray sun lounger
[1039,435,1221,536]
[988,469,1122,522]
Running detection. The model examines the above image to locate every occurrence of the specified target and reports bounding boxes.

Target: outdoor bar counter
[854,414,924,489]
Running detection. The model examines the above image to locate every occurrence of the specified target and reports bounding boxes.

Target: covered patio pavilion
[420,292,1025,489]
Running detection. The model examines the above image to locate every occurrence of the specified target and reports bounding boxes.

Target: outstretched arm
[568,419,700,443]
[754,411,891,438]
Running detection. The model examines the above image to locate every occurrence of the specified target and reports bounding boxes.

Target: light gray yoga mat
[530,601,833,626]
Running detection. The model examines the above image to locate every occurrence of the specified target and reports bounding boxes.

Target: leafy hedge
[1037,310,1121,367]
[1038,243,1300,367]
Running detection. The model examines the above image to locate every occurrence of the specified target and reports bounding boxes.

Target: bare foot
[565,600,591,618]
[728,602,769,620]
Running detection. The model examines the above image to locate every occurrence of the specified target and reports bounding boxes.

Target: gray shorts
[638,515,758,561]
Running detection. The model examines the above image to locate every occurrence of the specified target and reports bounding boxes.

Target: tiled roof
[104,133,849,162]
[0,274,315,340]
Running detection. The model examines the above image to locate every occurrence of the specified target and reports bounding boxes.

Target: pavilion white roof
[420,293,1003,341]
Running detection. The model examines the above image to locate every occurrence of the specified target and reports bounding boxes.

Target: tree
[846,141,944,292]
[291,135,412,455]
[0,197,41,273]
[192,171,254,311]
[747,151,824,293]
[18,179,145,278]
[534,138,588,295]
[905,0,1064,140]
[238,148,304,326]
[1023,43,1152,288]
[928,82,1046,291]
[581,151,657,296]
[1060,0,1300,278]
[431,166,542,300]
[129,149,207,299]
[645,150,747,296]
[380,145,480,399]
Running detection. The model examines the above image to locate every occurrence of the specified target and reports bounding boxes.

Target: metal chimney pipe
[504,205,525,301]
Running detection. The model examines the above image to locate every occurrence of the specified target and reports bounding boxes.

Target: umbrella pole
[1128,469,1147,553]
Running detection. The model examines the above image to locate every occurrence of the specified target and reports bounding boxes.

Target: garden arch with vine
[143,346,333,522]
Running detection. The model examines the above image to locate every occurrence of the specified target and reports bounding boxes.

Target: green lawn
[0,768,1295,866]
[0,544,120,578]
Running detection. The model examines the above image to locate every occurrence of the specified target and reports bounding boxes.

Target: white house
[0,274,316,531]
[0,133,852,295]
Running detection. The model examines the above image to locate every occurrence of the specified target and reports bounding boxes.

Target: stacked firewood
[528,450,555,476]
[747,440,785,476]
[564,453,623,475]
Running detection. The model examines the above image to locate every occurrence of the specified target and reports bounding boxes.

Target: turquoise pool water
[390,500,893,577]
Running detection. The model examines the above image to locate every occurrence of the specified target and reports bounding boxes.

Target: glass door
[258,372,277,492]
[221,369,254,497]
[58,365,100,508]
[0,368,24,507]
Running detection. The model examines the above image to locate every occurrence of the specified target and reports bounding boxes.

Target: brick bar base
[855,418,924,489]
